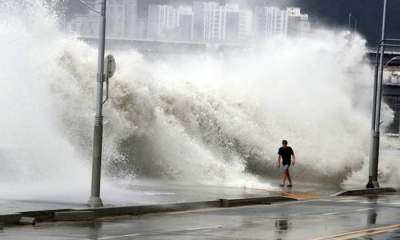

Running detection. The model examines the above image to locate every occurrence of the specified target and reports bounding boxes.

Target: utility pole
[348,13,352,32]
[354,19,358,33]
[367,0,388,189]
[88,0,107,207]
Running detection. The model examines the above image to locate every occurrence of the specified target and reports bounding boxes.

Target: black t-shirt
[278,147,294,165]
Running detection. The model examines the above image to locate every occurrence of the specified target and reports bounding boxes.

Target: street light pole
[348,13,352,32]
[367,0,388,189]
[88,0,107,207]
[354,19,358,33]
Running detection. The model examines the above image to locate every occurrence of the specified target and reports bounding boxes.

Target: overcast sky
[67,0,400,46]
[292,0,400,46]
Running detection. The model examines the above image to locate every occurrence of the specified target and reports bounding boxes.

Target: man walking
[277,140,296,187]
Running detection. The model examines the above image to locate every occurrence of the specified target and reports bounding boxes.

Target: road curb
[55,211,96,221]
[334,187,397,196]
[0,196,296,226]
[89,196,296,218]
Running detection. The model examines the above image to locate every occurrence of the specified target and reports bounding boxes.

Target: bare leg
[287,170,292,184]
[281,173,287,186]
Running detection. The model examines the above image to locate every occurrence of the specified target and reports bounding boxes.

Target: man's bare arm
[277,155,281,167]
[292,153,296,165]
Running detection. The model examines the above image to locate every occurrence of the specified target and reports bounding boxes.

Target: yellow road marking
[311,224,400,240]
[280,192,320,200]
[246,187,321,200]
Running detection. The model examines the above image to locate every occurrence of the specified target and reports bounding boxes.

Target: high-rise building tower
[286,7,310,36]
[265,7,287,36]
[147,4,178,39]
[97,0,138,37]
[254,6,310,39]
[69,0,138,37]
[124,0,138,37]
[177,6,194,41]
[204,2,226,42]
[192,1,205,41]
[225,4,240,42]
[193,2,252,43]
[225,6,253,42]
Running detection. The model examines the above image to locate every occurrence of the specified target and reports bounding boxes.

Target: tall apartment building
[96,0,137,37]
[265,7,286,36]
[147,4,195,41]
[68,14,99,36]
[147,4,178,39]
[286,7,310,36]
[193,2,230,42]
[68,1,309,43]
[68,0,138,38]
[255,6,310,39]
[238,10,253,41]
[177,6,194,41]
[192,1,206,41]
[225,6,240,41]
[204,2,226,42]
[225,8,253,42]
[193,2,252,43]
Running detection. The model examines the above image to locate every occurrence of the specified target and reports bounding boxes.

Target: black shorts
[282,162,291,167]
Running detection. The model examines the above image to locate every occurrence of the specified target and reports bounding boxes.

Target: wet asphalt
[1,194,400,240]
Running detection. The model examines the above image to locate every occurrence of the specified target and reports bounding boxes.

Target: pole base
[366,176,380,189]
[335,187,396,196]
[88,196,103,208]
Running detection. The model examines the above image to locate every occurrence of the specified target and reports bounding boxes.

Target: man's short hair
[282,140,288,145]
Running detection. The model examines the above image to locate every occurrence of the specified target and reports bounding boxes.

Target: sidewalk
[0,180,338,215]
[0,182,278,215]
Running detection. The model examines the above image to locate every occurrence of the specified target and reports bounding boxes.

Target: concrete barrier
[0,214,21,226]
[19,209,71,222]
[334,187,397,196]
[91,197,295,218]
[91,200,221,218]
[0,196,296,224]
[55,211,96,221]
[219,196,294,207]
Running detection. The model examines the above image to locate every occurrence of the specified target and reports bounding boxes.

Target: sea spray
[55,30,378,186]
[0,1,92,201]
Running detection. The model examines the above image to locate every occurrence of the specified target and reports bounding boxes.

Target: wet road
[1,194,400,240]
[372,230,400,240]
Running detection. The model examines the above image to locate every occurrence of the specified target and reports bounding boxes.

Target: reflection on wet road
[0,194,400,240]
[372,229,400,240]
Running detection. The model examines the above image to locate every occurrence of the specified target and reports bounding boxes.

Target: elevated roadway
[78,35,246,53]
[78,35,400,62]
[383,84,400,134]
[367,48,400,66]
[383,83,400,96]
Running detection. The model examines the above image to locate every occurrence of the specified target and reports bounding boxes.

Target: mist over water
[0,1,398,202]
